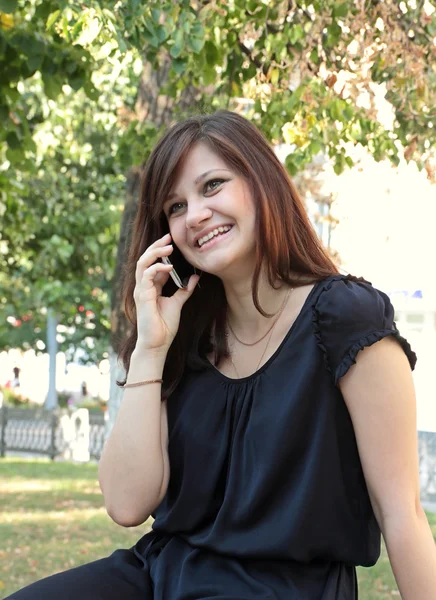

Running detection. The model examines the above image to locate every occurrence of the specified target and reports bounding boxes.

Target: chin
[201,256,250,279]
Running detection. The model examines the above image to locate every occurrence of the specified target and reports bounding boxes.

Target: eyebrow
[165,169,232,202]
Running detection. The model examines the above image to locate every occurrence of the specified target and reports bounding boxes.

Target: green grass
[0,458,435,599]
[0,458,151,598]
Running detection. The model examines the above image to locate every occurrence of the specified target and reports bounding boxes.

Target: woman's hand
[133,233,199,356]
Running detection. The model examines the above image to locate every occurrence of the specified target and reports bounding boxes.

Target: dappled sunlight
[1,506,107,524]
[2,478,100,494]
[2,479,53,493]
[0,489,104,516]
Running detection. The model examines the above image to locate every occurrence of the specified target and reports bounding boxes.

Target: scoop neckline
[207,278,325,384]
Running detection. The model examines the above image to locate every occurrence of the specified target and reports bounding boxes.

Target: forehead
[173,142,229,185]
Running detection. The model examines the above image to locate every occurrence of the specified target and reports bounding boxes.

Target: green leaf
[187,35,204,53]
[172,57,187,75]
[289,24,304,45]
[205,40,219,66]
[0,0,17,14]
[242,62,256,81]
[170,29,184,58]
[33,2,53,20]
[83,81,99,100]
[41,54,58,75]
[343,105,354,121]
[6,131,20,150]
[6,146,24,164]
[308,139,322,155]
[151,8,160,24]
[270,68,279,86]
[42,75,62,100]
[191,23,204,38]
[226,30,237,46]
[65,60,78,74]
[202,63,216,85]
[0,104,8,121]
[71,18,84,40]
[309,47,319,64]
[143,28,160,48]
[287,86,304,112]
[156,25,168,44]
[332,2,348,18]
[285,154,298,176]
[27,53,44,72]
[46,10,61,30]
[102,9,116,22]
[329,99,345,122]
[333,154,345,175]
[68,72,86,90]
[10,32,44,57]
[3,85,19,103]
[22,136,37,154]
[326,21,342,47]
[144,17,156,36]
[390,154,400,167]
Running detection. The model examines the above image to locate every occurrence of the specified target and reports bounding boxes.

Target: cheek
[168,219,186,245]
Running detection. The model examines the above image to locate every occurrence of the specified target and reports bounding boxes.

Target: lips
[196,225,234,251]
[194,224,233,247]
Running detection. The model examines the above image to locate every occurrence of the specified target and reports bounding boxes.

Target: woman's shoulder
[312,273,391,325]
[311,273,417,385]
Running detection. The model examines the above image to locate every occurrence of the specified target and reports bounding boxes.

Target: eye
[167,202,185,216]
[204,179,225,194]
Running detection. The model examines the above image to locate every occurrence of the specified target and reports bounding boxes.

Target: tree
[1,0,435,415]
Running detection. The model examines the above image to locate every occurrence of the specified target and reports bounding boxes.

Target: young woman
[8,110,436,599]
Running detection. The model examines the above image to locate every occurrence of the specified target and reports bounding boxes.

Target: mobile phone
[161,256,188,289]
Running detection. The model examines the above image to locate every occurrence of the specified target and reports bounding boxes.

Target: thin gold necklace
[229,288,292,378]
[227,287,293,347]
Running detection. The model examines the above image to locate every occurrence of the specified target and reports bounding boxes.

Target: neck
[223,270,290,337]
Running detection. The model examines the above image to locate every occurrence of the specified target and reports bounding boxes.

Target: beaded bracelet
[122,379,163,389]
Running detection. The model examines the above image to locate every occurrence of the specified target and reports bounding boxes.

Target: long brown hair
[118,110,339,397]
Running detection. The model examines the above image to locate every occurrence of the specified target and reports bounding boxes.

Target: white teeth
[198,225,232,247]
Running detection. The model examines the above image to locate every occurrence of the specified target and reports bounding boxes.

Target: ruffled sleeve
[312,275,417,386]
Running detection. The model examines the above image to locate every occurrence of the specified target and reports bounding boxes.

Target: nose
[185,200,213,229]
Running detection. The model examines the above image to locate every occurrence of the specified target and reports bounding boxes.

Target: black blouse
[133,274,417,600]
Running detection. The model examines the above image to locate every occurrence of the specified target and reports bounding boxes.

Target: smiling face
[162,142,257,280]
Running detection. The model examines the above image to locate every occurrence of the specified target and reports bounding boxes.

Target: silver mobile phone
[161,256,187,289]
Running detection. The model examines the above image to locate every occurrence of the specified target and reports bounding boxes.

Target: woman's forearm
[98,349,167,527]
[383,505,436,599]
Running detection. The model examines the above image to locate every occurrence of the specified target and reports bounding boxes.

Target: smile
[196,225,233,251]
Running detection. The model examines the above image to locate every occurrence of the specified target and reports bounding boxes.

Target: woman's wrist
[127,348,166,383]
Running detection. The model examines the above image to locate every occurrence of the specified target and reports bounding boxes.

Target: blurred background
[0,0,435,597]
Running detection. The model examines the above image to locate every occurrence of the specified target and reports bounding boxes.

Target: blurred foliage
[0,385,32,406]
[0,0,435,362]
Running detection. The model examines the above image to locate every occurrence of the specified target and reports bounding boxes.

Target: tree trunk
[106,57,202,435]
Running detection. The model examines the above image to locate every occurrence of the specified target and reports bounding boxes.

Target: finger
[140,263,174,290]
[154,269,171,295]
[136,244,173,283]
[172,274,201,308]
[136,233,172,265]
